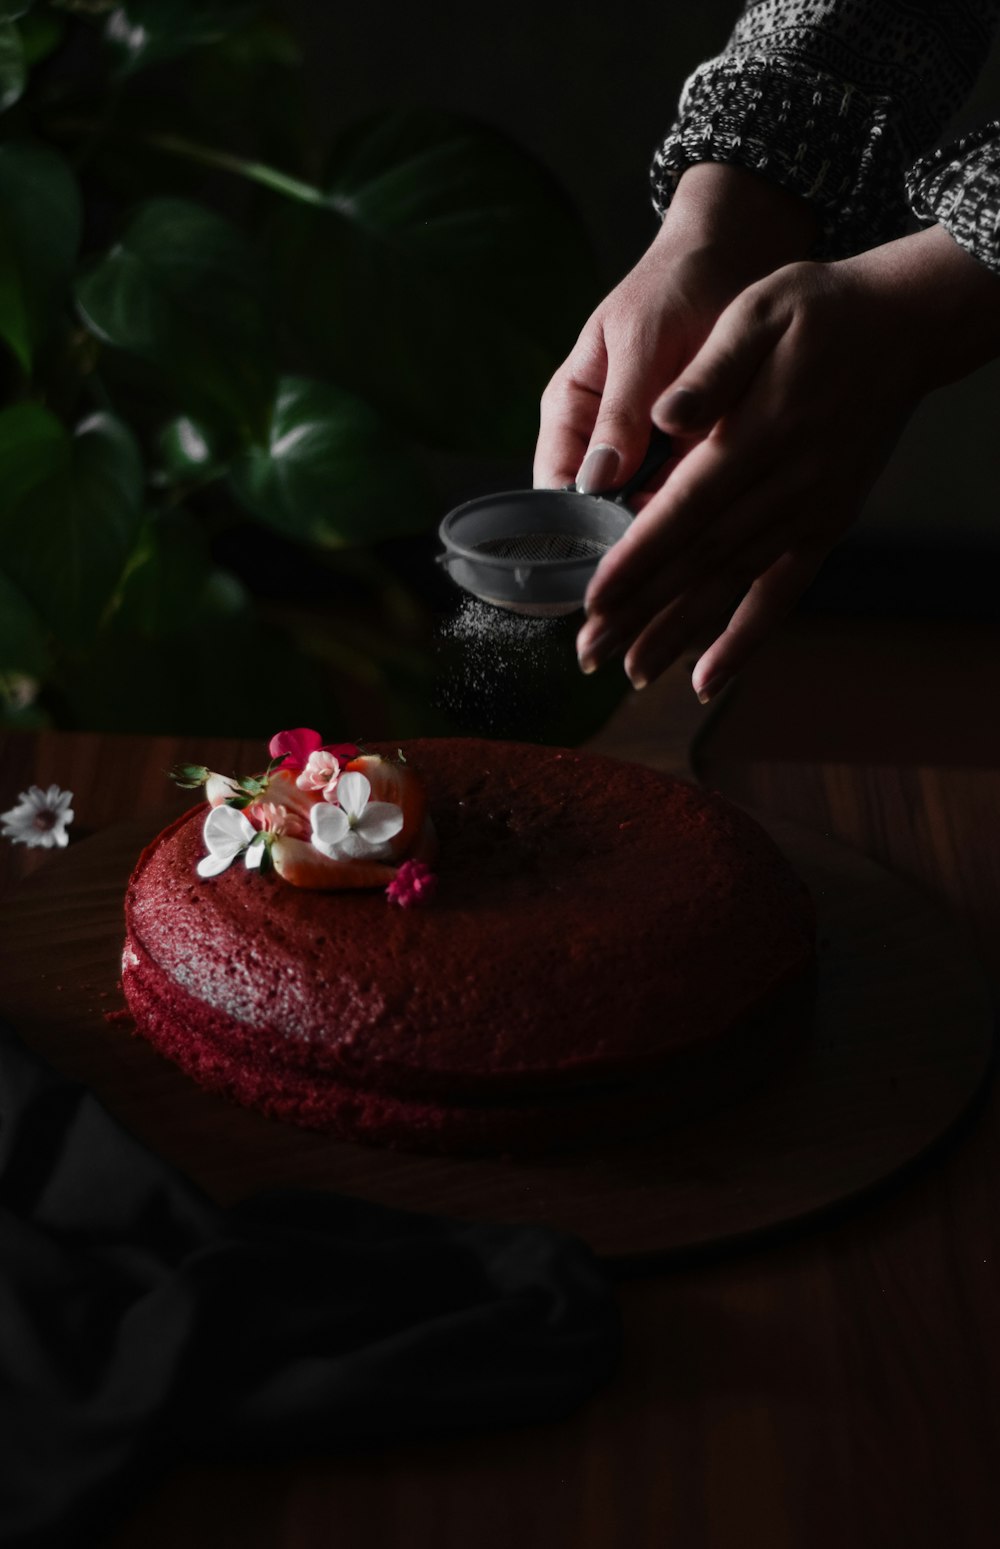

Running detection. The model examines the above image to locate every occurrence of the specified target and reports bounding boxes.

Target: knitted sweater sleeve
[651,0,1000,270]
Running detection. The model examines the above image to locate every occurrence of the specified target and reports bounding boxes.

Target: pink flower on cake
[309,771,403,861]
[1,784,74,849]
[296,750,344,799]
[244,800,309,840]
[269,729,358,773]
[386,859,438,908]
[197,804,268,877]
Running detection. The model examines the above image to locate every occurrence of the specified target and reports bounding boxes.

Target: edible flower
[205,772,241,805]
[1,784,74,849]
[386,859,438,908]
[296,749,345,800]
[269,728,358,772]
[243,800,308,840]
[197,804,268,877]
[309,771,403,861]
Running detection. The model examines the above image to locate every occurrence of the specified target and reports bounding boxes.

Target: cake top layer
[126,738,814,1098]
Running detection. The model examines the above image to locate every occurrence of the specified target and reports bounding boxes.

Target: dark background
[290,0,1000,615]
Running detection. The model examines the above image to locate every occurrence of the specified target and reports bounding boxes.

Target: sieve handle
[607,425,675,508]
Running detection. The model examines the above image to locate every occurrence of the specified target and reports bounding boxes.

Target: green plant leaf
[0,401,65,503]
[114,506,213,637]
[0,140,82,372]
[104,0,261,75]
[268,109,600,456]
[229,376,432,547]
[0,3,34,19]
[0,567,47,673]
[0,20,25,113]
[322,109,598,350]
[156,414,228,484]
[19,8,64,68]
[75,196,273,435]
[0,407,144,643]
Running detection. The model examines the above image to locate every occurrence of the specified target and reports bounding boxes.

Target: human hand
[533,164,820,498]
[576,224,1000,699]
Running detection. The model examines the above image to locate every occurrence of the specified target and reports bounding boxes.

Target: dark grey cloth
[0,1021,620,1548]
[651,0,1000,272]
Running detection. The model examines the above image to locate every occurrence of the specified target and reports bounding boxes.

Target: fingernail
[577,626,617,675]
[653,386,699,430]
[695,672,728,704]
[626,664,648,692]
[576,444,620,495]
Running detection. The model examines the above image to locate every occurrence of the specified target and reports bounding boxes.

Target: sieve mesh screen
[473,532,610,563]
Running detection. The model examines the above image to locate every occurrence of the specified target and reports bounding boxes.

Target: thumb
[651,286,787,435]
[575,343,672,496]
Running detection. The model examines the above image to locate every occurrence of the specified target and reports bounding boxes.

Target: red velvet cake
[121,738,815,1154]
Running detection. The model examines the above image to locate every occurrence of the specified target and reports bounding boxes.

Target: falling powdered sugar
[434,597,579,738]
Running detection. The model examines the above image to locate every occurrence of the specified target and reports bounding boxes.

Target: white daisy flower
[1,784,75,849]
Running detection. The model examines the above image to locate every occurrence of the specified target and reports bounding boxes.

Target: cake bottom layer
[122,932,814,1156]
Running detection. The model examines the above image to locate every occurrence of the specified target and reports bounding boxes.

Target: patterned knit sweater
[651,0,1000,273]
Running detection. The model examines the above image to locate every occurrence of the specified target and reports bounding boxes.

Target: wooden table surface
[2,614,998,1549]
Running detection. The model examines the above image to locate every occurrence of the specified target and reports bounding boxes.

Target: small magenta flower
[269,729,358,773]
[1,785,75,849]
[386,859,438,908]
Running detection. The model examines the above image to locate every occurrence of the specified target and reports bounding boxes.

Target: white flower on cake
[197,803,268,877]
[1,784,74,849]
[309,771,403,861]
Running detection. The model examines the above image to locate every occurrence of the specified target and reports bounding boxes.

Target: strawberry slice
[271,835,397,891]
[261,767,321,826]
[344,754,427,859]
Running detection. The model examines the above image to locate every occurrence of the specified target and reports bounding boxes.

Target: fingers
[691,550,825,701]
[534,332,607,490]
[574,335,672,492]
[576,476,772,670]
[584,410,773,619]
[652,279,789,436]
[536,288,699,493]
[617,522,802,689]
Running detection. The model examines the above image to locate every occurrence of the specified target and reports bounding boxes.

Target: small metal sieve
[437,428,674,616]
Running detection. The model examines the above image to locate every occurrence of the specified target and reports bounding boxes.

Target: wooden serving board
[0,812,992,1265]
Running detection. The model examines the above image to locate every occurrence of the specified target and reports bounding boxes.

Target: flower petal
[297,750,342,793]
[356,801,404,845]
[269,728,323,769]
[205,773,240,806]
[203,803,255,857]
[197,852,233,878]
[244,837,266,869]
[334,771,370,821]
[310,802,351,857]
